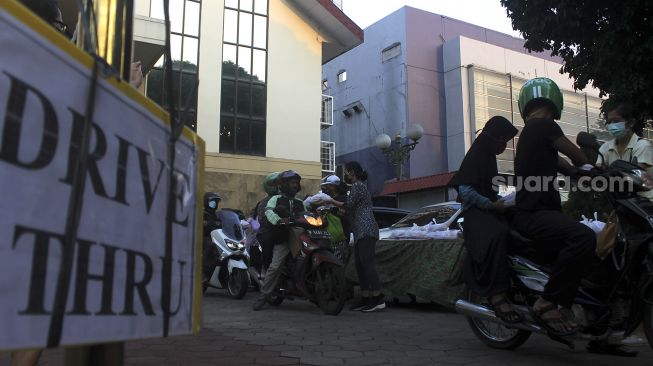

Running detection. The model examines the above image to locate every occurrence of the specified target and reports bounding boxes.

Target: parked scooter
[269,209,348,315]
[456,132,653,351]
[203,209,251,299]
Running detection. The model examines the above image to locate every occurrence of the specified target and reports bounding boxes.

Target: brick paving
[19,288,653,365]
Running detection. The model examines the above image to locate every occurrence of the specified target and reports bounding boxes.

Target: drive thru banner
[0,0,204,351]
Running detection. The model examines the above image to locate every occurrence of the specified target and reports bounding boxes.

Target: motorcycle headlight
[305,215,323,227]
[225,239,241,251]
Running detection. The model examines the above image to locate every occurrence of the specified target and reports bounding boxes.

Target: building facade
[322,6,611,207]
[130,0,362,211]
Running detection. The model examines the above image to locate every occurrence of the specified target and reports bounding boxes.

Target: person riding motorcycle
[513,77,596,336]
[254,172,280,271]
[203,192,222,281]
[253,170,305,310]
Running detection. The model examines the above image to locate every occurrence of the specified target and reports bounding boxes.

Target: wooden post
[64,342,124,366]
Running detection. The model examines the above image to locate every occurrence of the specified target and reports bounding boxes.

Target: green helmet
[263,172,279,196]
[518,77,564,120]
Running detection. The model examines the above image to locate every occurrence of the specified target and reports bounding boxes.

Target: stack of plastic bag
[303,192,335,211]
[387,219,460,240]
[579,212,606,234]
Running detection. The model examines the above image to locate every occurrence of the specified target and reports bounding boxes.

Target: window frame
[220,0,269,156]
[145,0,202,131]
[337,70,347,84]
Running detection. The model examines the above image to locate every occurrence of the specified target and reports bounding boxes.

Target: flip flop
[530,302,580,336]
[489,297,524,324]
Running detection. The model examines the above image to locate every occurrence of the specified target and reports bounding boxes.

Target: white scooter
[204,209,250,299]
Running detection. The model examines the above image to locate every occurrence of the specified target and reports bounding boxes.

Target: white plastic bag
[500,191,516,207]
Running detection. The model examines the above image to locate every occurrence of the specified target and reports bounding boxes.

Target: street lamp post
[375,124,424,180]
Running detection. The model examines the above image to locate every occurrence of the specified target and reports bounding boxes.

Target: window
[381,42,401,62]
[337,70,347,83]
[321,95,333,126]
[146,0,201,131]
[220,0,268,155]
[321,141,335,173]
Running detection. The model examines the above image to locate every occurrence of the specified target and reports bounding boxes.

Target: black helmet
[204,192,221,211]
[279,170,301,181]
[279,170,302,196]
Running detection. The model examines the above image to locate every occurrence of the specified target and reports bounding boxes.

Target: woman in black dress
[450,116,521,323]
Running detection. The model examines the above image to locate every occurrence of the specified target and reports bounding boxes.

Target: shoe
[361,296,386,313]
[349,297,370,311]
[252,296,268,311]
[587,340,639,357]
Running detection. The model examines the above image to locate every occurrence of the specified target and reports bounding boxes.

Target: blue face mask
[209,201,217,209]
[607,122,627,139]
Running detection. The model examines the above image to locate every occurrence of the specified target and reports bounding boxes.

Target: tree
[501,0,653,119]
[146,60,198,129]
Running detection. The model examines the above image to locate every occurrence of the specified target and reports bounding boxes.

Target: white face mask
[209,201,217,209]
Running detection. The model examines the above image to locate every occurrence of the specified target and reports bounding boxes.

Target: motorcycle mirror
[576,132,600,150]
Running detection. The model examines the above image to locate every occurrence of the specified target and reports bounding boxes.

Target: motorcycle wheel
[465,291,531,350]
[314,263,347,315]
[227,269,249,299]
[644,297,653,349]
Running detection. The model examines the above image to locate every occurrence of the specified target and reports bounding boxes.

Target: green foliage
[145,60,199,129]
[146,60,198,108]
[501,0,653,120]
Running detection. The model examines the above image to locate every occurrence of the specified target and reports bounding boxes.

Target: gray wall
[322,8,408,193]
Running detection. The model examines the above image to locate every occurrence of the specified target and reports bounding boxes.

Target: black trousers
[354,236,381,291]
[202,235,218,278]
[513,210,596,308]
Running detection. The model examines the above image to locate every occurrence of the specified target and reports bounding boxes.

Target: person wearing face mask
[253,170,305,310]
[597,102,653,201]
[202,192,222,282]
[328,162,384,313]
[449,116,521,324]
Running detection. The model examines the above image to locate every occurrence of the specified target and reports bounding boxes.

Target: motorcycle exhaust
[455,299,545,334]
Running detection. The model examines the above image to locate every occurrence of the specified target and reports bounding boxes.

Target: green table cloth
[345,239,467,308]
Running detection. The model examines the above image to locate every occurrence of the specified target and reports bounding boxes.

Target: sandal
[489,296,523,324]
[530,301,580,336]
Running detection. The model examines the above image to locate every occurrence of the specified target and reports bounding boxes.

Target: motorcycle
[455,132,653,351]
[203,209,251,299]
[269,210,348,315]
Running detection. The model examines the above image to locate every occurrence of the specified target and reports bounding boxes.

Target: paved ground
[20,288,653,365]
